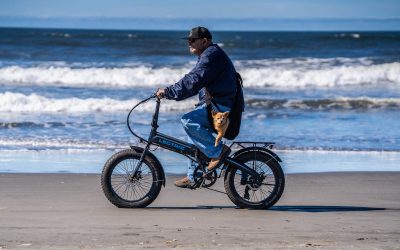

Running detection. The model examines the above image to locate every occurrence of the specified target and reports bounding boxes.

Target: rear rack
[229,141,275,150]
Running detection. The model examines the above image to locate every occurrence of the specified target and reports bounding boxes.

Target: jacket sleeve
[164,53,221,101]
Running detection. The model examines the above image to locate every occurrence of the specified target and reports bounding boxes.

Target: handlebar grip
[154,89,165,99]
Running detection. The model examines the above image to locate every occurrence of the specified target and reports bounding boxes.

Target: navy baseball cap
[182,26,212,40]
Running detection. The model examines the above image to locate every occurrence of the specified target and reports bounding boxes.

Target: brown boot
[207,145,231,172]
[174,177,193,188]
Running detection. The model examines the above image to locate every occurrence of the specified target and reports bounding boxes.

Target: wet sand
[0,172,399,249]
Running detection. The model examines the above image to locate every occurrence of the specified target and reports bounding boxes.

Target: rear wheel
[224,151,285,209]
[101,149,163,208]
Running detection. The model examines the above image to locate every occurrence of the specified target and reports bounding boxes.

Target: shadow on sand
[270,205,386,212]
[146,205,386,212]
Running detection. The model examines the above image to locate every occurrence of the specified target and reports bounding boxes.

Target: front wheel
[101,149,163,208]
[224,151,285,209]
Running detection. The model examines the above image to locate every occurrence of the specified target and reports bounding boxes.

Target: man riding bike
[156,26,237,188]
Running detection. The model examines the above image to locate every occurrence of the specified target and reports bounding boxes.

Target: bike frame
[130,97,261,179]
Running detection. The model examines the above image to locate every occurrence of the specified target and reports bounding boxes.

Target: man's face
[188,38,208,56]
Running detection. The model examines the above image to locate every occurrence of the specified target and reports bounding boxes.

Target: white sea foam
[1,137,399,154]
[237,61,400,88]
[0,58,399,89]
[335,33,361,39]
[259,97,400,110]
[0,65,189,88]
[0,92,197,113]
[1,92,399,113]
[0,138,120,150]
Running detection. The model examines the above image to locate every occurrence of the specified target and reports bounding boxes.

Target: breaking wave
[247,97,400,110]
[0,58,399,89]
[0,137,399,152]
[0,138,126,150]
[1,92,399,113]
[0,92,197,113]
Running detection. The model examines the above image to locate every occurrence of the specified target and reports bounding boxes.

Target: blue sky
[1,0,399,30]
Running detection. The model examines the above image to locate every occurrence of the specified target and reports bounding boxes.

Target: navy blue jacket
[164,44,237,108]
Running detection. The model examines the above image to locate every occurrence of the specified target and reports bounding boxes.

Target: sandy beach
[0,172,399,249]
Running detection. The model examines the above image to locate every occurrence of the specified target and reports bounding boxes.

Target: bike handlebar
[127,92,158,142]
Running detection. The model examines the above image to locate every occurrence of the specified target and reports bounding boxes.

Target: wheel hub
[129,171,142,183]
[245,173,265,191]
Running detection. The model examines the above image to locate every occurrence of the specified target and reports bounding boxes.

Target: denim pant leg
[186,137,197,181]
[181,103,230,181]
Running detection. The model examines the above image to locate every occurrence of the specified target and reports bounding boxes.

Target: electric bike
[101,94,285,209]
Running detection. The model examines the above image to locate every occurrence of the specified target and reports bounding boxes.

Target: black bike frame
[131,97,260,178]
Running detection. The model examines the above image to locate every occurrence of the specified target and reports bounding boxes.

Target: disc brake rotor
[245,173,265,191]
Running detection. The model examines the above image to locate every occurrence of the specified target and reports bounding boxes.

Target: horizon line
[2,16,400,20]
[2,26,399,32]
[1,16,399,31]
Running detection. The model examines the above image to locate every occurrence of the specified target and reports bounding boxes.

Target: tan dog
[211,110,230,147]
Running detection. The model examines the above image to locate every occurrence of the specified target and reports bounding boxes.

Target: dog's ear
[223,111,230,117]
[211,110,217,116]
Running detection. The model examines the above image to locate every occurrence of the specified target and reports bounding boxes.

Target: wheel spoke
[109,156,156,202]
[250,190,256,201]
[259,187,269,199]
[262,183,276,186]
[113,182,127,193]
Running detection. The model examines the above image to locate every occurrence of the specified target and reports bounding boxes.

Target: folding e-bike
[101,94,285,209]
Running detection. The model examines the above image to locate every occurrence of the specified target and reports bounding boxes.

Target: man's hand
[156,88,165,99]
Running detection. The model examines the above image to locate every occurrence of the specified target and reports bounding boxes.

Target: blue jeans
[181,103,230,181]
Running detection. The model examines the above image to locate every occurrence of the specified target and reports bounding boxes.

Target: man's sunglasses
[188,38,201,43]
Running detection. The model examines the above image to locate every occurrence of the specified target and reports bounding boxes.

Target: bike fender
[129,145,166,187]
[232,146,282,162]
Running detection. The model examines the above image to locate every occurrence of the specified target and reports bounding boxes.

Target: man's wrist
[163,86,171,99]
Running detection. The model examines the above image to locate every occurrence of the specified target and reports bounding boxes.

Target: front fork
[131,142,151,178]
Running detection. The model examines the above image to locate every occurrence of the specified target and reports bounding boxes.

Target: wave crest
[0,58,399,88]
[0,92,197,113]
[247,97,400,110]
[1,92,399,113]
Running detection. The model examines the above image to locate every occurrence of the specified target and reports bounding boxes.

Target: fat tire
[101,149,162,208]
[224,152,285,209]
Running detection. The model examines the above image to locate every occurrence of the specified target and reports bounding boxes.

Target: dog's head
[211,110,229,126]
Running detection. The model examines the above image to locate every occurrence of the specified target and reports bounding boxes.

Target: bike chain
[189,170,227,194]
[204,187,227,195]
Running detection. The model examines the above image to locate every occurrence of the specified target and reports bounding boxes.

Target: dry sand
[0,172,399,249]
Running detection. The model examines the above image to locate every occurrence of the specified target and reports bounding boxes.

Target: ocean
[0,27,399,173]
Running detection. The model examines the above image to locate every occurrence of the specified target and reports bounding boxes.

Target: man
[156,26,237,188]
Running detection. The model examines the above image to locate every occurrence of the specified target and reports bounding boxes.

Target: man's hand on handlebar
[156,88,165,99]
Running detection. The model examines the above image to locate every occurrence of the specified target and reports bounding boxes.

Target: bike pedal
[188,182,200,190]
[204,168,218,177]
